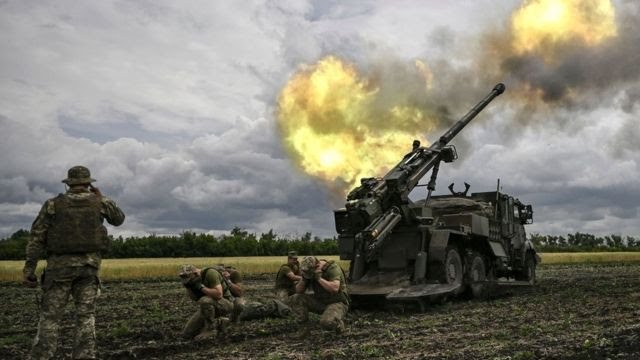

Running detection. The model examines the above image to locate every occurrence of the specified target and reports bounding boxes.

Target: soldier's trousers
[182,296,234,339]
[290,294,348,331]
[237,299,292,321]
[275,288,294,302]
[30,269,99,360]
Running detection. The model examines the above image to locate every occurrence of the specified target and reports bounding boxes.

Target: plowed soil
[1,263,639,359]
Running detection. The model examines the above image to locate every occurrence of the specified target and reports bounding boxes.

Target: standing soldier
[179,264,234,340]
[22,165,125,360]
[290,256,349,333]
[274,251,301,301]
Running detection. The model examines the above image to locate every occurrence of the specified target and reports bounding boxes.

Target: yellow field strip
[0,256,347,282]
[539,252,640,264]
[1,252,639,282]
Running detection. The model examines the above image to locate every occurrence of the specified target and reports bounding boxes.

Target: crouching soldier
[216,264,292,322]
[179,264,233,340]
[290,256,349,333]
[274,251,302,301]
[215,264,245,320]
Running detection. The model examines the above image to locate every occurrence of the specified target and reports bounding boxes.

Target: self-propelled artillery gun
[334,83,539,309]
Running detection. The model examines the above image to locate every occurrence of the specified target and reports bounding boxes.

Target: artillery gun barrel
[402,83,505,191]
[438,83,505,147]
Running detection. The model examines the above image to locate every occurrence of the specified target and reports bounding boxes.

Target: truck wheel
[442,247,463,294]
[515,253,536,284]
[466,254,486,299]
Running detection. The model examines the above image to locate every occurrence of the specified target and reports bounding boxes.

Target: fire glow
[511,0,617,61]
[276,56,436,196]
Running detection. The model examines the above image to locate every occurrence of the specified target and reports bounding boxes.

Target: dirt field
[1,263,639,359]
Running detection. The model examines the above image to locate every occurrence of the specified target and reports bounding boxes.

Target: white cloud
[1,0,640,241]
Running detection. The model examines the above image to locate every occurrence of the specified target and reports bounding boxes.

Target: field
[1,258,640,359]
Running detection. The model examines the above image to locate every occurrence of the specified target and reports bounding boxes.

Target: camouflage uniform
[23,166,125,360]
[235,299,292,322]
[181,266,234,339]
[290,257,349,333]
[274,255,300,301]
[224,267,246,320]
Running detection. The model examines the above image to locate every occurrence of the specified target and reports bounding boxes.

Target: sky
[1,0,639,240]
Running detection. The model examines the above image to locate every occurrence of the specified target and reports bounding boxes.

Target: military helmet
[300,256,317,279]
[178,264,198,277]
[62,165,96,185]
[287,251,298,259]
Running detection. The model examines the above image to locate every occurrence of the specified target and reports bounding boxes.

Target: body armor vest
[46,194,109,254]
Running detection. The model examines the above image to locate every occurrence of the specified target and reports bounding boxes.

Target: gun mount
[334,83,539,309]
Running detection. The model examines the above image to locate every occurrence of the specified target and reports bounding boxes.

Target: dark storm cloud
[499,2,640,105]
[2,0,640,240]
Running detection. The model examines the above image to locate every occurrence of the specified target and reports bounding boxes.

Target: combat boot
[336,319,346,334]
[193,327,217,341]
[232,300,245,323]
[217,317,231,338]
[273,300,292,317]
[194,318,218,341]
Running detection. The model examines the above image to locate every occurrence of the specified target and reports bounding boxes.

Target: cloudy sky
[1,0,638,240]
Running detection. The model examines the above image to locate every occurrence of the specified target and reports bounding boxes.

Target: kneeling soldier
[274,251,302,301]
[290,256,349,333]
[179,264,233,340]
[216,264,292,322]
[215,264,245,320]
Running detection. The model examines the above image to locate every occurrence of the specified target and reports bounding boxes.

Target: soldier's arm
[227,280,243,297]
[317,278,341,294]
[23,201,51,277]
[202,283,224,300]
[286,271,302,282]
[101,197,125,226]
[316,265,341,294]
[295,278,307,294]
[227,271,244,297]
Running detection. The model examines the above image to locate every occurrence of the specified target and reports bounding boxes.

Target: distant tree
[0,229,30,260]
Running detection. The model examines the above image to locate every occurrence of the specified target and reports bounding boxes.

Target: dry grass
[1,252,639,282]
[539,252,640,264]
[0,256,347,282]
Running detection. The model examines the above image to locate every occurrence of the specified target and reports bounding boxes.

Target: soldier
[215,264,246,320]
[179,264,234,340]
[214,264,292,323]
[290,256,349,333]
[22,165,125,360]
[274,251,302,301]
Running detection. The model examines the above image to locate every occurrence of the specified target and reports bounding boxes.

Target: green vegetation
[530,232,640,252]
[0,227,337,260]
[1,228,638,261]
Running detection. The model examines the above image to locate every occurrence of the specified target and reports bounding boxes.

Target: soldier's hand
[89,184,103,198]
[22,274,38,288]
[314,270,322,281]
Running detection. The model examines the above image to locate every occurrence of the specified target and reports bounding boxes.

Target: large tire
[515,252,536,284]
[465,253,487,299]
[442,247,464,295]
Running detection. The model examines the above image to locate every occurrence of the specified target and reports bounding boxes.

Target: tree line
[0,227,338,260]
[1,228,639,260]
[529,232,640,252]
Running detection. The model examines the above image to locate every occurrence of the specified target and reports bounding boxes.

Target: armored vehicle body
[333,83,539,309]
